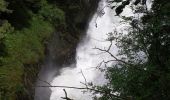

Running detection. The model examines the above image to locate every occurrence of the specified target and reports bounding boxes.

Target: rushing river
[50,0,120,100]
[34,0,153,99]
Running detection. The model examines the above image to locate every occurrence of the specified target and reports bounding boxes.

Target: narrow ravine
[34,0,153,97]
[50,0,120,99]
[35,0,152,100]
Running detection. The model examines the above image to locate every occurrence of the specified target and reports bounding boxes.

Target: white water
[50,0,132,100]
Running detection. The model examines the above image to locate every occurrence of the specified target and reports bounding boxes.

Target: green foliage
[4,16,53,64]
[0,0,11,13]
[93,0,170,100]
[0,15,54,100]
[38,0,65,25]
[0,0,7,12]
[0,0,65,99]
[0,21,13,40]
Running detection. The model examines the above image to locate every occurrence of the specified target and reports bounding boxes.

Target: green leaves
[0,14,53,100]
[38,0,65,25]
[0,21,13,40]
[5,16,53,64]
[0,0,11,13]
[95,0,170,100]
[0,0,67,99]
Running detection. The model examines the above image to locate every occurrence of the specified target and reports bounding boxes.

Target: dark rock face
[73,0,100,31]
[58,0,100,64]
[46,0,101,66]
[34,1,100,100]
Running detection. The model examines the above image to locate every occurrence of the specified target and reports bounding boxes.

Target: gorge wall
[34,0,100,100]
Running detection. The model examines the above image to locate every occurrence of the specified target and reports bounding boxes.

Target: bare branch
[97,61,104,68]
[93,47,131,66]
[80,70,87,84]
[61,89,73,100]
[80,70,89,90]
[95,3,111,27]
[107,40,113,51]
[35,85,126,100]
[37,77,52,86]
[36,73,127,100]
[104,60,118,64]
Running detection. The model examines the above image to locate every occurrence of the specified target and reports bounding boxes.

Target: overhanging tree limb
[35,85,126,100]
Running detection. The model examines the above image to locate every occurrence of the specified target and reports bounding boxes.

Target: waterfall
[50,0,133,100]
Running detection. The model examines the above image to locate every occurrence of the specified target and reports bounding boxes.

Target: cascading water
[50,0,134,99]
[34,0,153,99]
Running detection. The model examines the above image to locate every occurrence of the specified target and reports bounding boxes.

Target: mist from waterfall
[50,0,133,99]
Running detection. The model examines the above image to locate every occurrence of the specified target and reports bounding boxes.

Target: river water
[50,0,120,100]
[34,0,152,99]
[49,0,154,99]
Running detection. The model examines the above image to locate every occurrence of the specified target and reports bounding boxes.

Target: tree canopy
[91,0,170,100]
